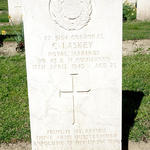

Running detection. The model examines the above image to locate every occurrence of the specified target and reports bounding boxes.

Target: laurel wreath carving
[49,0,92,30]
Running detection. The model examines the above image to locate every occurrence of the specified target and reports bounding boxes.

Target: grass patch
[0,0,8,11]
[123,21,150,40]
[0,54,150,143]
[0,24,22,41]
[0,55,30,143]
[123,54,150,141]
[1,21,150,42]
[0,12,9,22]
[0,24,21,35]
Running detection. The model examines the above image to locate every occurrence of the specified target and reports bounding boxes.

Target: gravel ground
[0,11,8,15]
[0,141,150,150]
[0,143,31,150]
[0,42,18,56]
[0,22,9,26]
[123,39,150,56]
[128,141,150,150]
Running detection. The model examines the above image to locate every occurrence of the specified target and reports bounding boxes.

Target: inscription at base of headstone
[8,0,22,24]
[137,0,150,21]
[23,0,122,150]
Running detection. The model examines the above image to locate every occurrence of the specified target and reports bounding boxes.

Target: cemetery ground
[0,0,8,24]
[0,12,9,23]
[0,1,150,149]
[0,0,8,11]
[123,21,150,40]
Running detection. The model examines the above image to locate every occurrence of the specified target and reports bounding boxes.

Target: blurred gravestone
[137,0,150,21]
[23,0,122,150]
[123,0,137,5]
[8,0,22,24]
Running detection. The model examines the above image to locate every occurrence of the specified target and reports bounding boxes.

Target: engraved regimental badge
[49,0,92,30]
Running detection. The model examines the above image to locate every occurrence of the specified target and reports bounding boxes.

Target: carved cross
[59,73,91,125]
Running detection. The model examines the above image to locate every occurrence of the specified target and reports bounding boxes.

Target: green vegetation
[123,54,150,141]
[123,21,150,40]
[0,12,9,22]
[0,0,8,11]
[0,24,22,41]
[0,24,21,35]
[0,21,150,41]
[0,54,150,143]
[0,55,30,143]
[123,1,136,21]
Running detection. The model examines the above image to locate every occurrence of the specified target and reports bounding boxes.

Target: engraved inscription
[32,33,117,71]
[33,128,120,149]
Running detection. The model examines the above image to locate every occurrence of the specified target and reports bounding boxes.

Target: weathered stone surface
[123,0,137,4]
[137,0,150,21]
[23,0,122,150]
[8,0,22,24]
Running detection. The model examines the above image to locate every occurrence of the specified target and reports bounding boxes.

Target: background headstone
[123,0,137,4]
[137,0,150,21]
[23,0,122,150]
[8,0,22,24]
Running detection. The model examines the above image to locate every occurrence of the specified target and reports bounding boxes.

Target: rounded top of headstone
[49,0,92,30]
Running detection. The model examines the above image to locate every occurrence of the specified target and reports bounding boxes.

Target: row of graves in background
[8,0,150,24]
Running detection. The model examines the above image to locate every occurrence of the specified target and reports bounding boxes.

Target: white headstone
[137,0,150,21]
[8,0,22,24]
[23,0,122,150]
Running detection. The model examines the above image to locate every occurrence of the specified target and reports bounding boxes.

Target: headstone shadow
[122,90,144,150]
